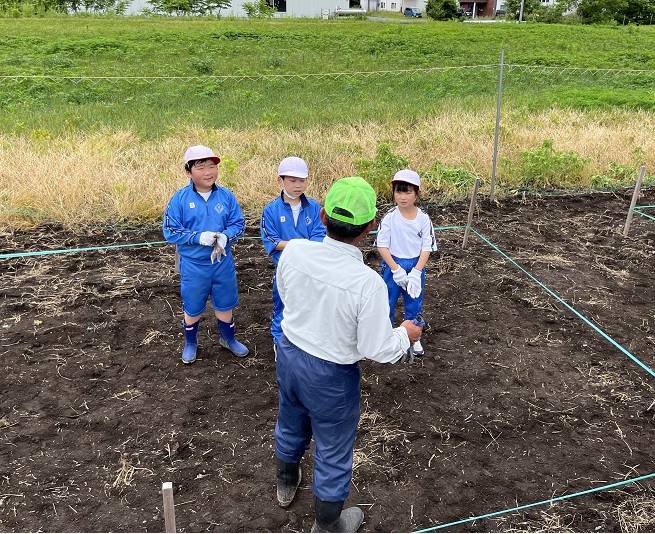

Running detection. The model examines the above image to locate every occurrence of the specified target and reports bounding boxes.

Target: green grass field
[4,17,655,75]
[1,17,654,228]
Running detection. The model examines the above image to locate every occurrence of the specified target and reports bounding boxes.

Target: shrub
[242,0,275,18]
[354,144,409,201]
[501,139,590,190]
[426,0,459,20]
[423,160,477,197]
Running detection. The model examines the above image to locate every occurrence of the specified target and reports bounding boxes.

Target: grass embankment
[1,18,654,229]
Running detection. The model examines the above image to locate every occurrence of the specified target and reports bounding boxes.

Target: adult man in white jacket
[273,176,423,533]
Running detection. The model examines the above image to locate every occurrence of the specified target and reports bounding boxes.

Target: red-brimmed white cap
[278,157,309,178]
[184,145,221,165]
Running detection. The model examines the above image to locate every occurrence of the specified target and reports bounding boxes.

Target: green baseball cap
[324,177,378,225]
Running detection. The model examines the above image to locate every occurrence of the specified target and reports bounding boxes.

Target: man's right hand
[199,231,217,246]
[400,319,422,345]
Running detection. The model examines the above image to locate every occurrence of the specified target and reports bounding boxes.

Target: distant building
[458,0,505,17]
[126,0,364,16]
[367,0,426,13]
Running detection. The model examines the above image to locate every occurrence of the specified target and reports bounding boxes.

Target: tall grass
[1,107,653,230]
[1,18,655,229]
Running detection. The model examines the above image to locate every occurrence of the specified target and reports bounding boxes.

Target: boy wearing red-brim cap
[163,145,249,364]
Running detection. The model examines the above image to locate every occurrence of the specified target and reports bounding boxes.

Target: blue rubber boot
[181,321,199,364]
[217,318,249,357]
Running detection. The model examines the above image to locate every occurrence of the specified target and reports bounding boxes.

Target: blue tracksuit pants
[179,254,238,316]
[271,269,284,344]
[380,255,424,325]
[274,334,360,502]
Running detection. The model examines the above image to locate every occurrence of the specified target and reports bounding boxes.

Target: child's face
[279,176,308,199]
[393,185,418,208]
[186,159,218,193]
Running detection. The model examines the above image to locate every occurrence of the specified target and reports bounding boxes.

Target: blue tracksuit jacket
[260,192,326,265]
[163,180,246,262]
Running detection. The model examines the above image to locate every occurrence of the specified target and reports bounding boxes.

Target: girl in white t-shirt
[375,169,437,356]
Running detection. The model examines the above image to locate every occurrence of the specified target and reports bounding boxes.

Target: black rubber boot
[276,458,302,508]
[311,496,363,533]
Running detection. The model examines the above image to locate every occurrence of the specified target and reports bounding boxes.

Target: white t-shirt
[277,237,411,365]
[290,202,302,226]
[375,207,437,259]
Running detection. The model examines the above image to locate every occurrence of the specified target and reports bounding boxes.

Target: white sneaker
[412,340,424,356]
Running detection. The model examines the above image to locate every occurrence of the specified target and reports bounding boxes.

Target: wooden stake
[462,178,481,249]
[623,166,646,237]
[162,482,176,533]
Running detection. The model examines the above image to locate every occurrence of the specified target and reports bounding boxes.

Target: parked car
[403,7,422,17]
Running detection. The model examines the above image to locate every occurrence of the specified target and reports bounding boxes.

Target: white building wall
[377,0,401,11]
[373,0,427,12]
[223,0,353,17]
[125,0,351,16]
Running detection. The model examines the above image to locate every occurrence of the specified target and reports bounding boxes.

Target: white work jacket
[277,236,411,365]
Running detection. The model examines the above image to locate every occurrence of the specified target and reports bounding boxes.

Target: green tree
[148,0,228,14]
[242,0,275,17]
[575,0,627,23]
[426,0,459,20]
[504,0,541,18]
[532,2,568,22]
[624,0,655,23]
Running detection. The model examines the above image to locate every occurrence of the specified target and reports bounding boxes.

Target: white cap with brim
[392,169,420,189]
[278,156,309,178]
[184,145,221,165]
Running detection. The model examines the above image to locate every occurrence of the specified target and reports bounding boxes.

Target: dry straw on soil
[1,108,654,230]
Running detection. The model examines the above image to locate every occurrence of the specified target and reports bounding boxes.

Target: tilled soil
[1,189,655,533]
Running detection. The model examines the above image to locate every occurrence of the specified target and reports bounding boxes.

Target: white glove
[407,268,422,299]
[199,231,217,247]
[211,233,228,264]
[391,266,409,288]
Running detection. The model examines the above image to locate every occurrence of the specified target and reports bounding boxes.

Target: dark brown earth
[1,189,655,533]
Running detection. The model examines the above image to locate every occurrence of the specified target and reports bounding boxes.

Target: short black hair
[184,158,213,173]
[325,215,371,240]
[392,181,420,195]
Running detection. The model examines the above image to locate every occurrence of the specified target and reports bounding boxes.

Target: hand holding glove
[199,231,218,247]
[407,268,423,299]
[211,233,228,264]
[395,317,424,364]
[391,266,409,289]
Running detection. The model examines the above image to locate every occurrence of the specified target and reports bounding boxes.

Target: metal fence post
[490,49,504,204]
[623,166,646,237]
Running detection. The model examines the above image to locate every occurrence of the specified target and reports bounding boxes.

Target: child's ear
[277,176,285,187]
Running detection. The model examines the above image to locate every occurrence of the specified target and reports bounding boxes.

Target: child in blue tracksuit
[163,145,249,364]
[376,169,437,356]
[260,157,326,349]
